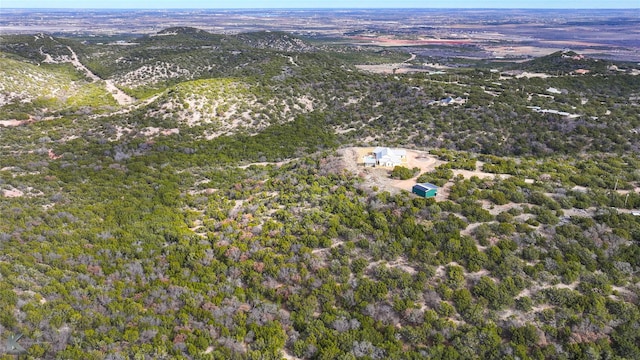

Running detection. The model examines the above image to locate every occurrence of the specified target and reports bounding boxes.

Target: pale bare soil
[1,186,43,198]
[312,240,345,255]
[487,46,559,59]
[140,127,180,137]
[514,72,553,79]
[64,46,134,106]
[281,349,302,360]
[355,53,426,74]
[339,147,639,221]
[2,188,24,197]
[0,119,28,127]
[341,147,511,201]
[237,160,293,169]
[356,64,433,75]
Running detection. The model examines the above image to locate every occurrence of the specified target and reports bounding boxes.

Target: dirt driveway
[340,147,510,201]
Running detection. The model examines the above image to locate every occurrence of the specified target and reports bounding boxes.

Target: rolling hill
[1,27,639,360]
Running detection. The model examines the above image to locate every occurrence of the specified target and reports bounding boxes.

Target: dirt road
[341,147,511,201]
[65,46,134,106]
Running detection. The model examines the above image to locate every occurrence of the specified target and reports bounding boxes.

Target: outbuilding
[412,183,438,198]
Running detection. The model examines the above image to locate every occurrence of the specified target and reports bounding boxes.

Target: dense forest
[0,28,639,359]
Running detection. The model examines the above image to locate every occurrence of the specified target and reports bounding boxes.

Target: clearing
[340,147,510,201]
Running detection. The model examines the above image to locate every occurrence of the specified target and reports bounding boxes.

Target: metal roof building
[412,183,438,198]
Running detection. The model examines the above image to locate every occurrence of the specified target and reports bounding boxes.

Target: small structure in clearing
[431,96,466,106]
[412,183,438,198]
[363,147,407,167]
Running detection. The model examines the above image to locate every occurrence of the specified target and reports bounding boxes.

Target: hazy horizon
[3,7,640,10]
[2,0,639,9]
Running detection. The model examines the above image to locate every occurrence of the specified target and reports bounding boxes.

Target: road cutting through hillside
[65,46,135,106]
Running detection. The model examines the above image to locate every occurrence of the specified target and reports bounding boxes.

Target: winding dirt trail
[403,53,416,63]
[2,44,138,127]
[65,46,134,106]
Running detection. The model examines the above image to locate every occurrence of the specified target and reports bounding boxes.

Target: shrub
[390,166,418,180]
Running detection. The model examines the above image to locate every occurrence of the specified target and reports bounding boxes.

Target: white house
[372,147,406,167]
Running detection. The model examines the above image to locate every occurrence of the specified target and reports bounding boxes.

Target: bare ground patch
[341,147,511,201]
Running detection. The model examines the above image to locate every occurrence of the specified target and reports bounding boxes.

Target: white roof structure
[373,147,406,166]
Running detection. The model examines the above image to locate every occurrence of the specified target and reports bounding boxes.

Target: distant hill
[0,52,116,119]
[0,33,77,63]
[514,50,614,74]
[234,31,315,52]
[0,29,316,98]
[141,78,316,135]
[2,28,639,156]
[81,29,314,96]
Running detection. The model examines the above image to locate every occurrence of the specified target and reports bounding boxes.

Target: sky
[2,0,639,9]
